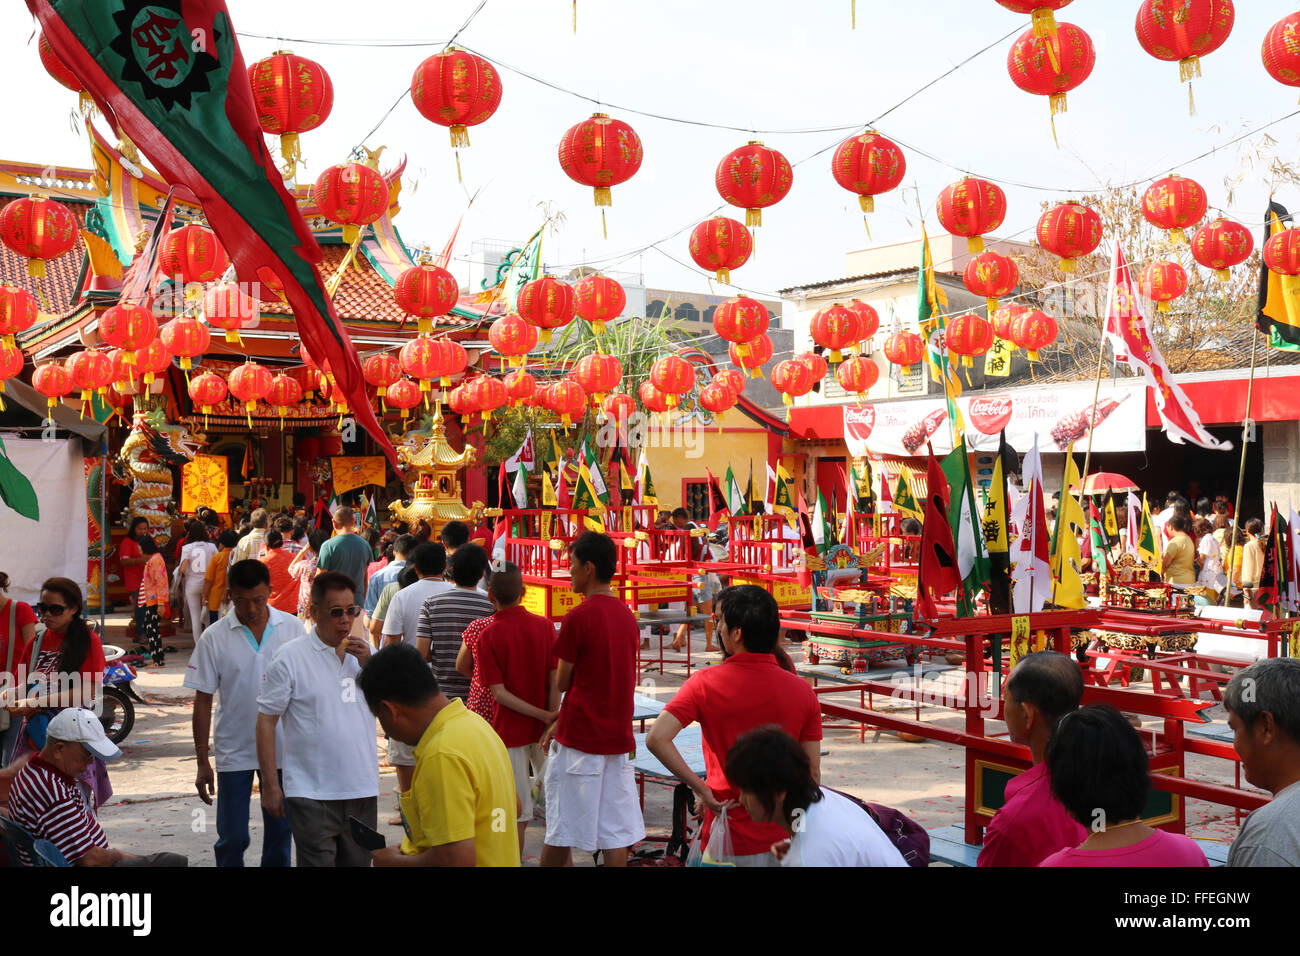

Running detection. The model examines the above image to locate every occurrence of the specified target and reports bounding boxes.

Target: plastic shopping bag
[686,806,736,867]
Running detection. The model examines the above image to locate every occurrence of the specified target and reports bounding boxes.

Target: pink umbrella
[1071,472,1139,495]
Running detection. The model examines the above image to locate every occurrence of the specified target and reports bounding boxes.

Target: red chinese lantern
[159,317,210,372]
[0,286,38,346]
[810,304,862,363]
[714,368,746,395]
[1264,228,1300,276]
[267,373,304,423]
[516,276,576,343]
[689,217,753,284]
[1006,21,1094,122]
[936,178,1007,253]
[638,380,671,415]
[547,379,588,428]
[160,224,228,286]
[1136,0,1234,111]
[1190,218,1254,281]
[962,251,1020,314]
[1142,175,1208,244]
[729,333,773,378]
[836,355,880,398]
[831,130,906,230]
[467,377,508,422]
[228,361,273,421]
[257,266,285,301]
[1140,261,1189,313]
[489,314,539,368]
[573,274,625,335]
[557,113,643,231]
[504,369,536,407]
[1009,309,1059,361]
[289,366,321,402]
[248,51,333,178]
[713,296,770,356]
[846,300,880,343]
[203,282,258,344]
[99,303,158,365]
[945,315,996,367]
[385,378,422,419]
[0,342,24,408]
[313,162,389,243]
[65,349,113,405]
[410,48,503,148]
[650,354,695,408]
[572,352,622,403]
[0,195,78,277]
[430,338,469,387]
[400,336,440,395]
[993,303,1030,340]
[447,384,472,417]
[363,353,402,408]
[133,339,172,386]
[1037,203,1102,272]
[797,351,829,384]
[188,372,228,421]
[771,360,814,407]
[109,349,144,393]
[393,262,460,335]
[32,362,72,411]
[1262,12,1300,96]
[698,380,738,421]
[39,32,81,92]
[883,331,925,374]
[603,391,636,422]
[716,142,793,228]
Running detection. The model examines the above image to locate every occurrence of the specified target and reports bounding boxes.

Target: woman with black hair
[118,516,150,641]
[138,535,170,666]
[179,520,217,646]
[1042,705,1207,866]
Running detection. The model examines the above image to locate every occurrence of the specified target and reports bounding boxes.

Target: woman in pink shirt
[1040,705,1207,867]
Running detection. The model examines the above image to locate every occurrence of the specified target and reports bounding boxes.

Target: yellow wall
[642,405,773,510]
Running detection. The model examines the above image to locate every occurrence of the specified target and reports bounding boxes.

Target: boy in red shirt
[539,532,645,867]
[647,584,823,865]
[476,562,559,859]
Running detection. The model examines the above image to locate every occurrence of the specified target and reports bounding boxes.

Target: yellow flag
[983,336,1013,378]
[1104,495,1118,538]
[982,457,1008,555]
[1137,493,1160,565]
[542,471,557,507]
[1051,447,1087,608]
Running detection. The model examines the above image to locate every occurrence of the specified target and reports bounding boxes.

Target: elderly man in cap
[4,709,187,866]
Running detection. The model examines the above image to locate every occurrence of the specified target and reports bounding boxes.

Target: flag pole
[1079,242,1119,506]
[1223,326,1261,607]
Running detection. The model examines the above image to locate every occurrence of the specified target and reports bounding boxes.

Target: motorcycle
[100,645,143,745]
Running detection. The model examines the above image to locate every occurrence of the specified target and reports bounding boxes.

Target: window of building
[646,299,666,319]
[674,302,700,323]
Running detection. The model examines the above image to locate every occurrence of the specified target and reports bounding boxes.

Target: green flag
[725,465,745,515]
[1137,493,1159,565]
[941,438,989,616]
[580,438,610,504]
[813,489,836,549]
[773,465,797,527]
[572,462,605,531]
[0,436,39,521]
[893,470,923,521]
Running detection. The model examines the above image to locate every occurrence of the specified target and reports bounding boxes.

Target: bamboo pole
[1222,328,1261,607]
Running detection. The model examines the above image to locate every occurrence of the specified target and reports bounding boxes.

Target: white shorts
[543,741,645,852]
[388,737,416,767]
[508,743,547,822]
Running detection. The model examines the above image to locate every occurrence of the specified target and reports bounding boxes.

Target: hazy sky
[6,1,1296,302]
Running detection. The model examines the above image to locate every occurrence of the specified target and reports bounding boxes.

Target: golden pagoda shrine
[389,410,483,534]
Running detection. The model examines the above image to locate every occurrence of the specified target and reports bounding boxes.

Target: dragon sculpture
[116,409,201,540]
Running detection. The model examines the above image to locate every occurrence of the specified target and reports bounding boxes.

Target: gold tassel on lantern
[830,349,843,363]
[1059,257,1076,273]
[1180,56,1201,116]
[448,125,470,149]
[26,258,46,279]
[280,132,301,179]
[986,297,999,314]
[716,268,730,284]
[782,393,792,406]
[1215,268,1229,282]
[966,237,984,254]
[1157,301,1171,313]
[851,0,855,28]
[746,208,762,228]
[858,195,874,214]
[1170,228,1186,244]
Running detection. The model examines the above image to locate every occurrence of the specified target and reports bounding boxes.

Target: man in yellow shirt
[202,529,238,627]
[358,643,520,867]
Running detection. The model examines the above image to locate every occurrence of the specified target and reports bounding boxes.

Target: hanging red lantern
[489,313,539,368]
[547,379,588,428]
[393,262,460,335]
[963,251,1020,314]
[809,304,862,363]
[936,178,1007,253]
[714,368,746,395]
[883,331,925,375]
[993,303,1030,340]
[430,338,469,387]
[638,380,671,415]
[400,335,441,395]
[729,333,773,378]
[698,380,738,420]
[247,50,333,178]
[256,267,285,302]
[1009,309,1059,360]
[32,362,72,411]
[836,355,880,397]
[771,360,814,407]
[557,113,643,216]
[228,361,273,421]
[1190,218,1254,281]
[516,276,576,343]
[713,296,770,357]
[504,369,537,407]
[573,274,625,335]
[363,353,402,407]
[572,352,622,403]
[1264,227,1300,276]
[831,130,906,226]
[650,354,695,408]
[0,195,78,277]
[133,339,172,386]
[1262,12,1300,96]
[1135,0,1234,110]
[267,373,304,423]
[159,317,210,371]
[109,349,144,394]
[0,342,24,408]
[467,377,508,422]
[99,303,158,365]
[845,300,880,343]
[188,372,228,418]
[602,391,636,422]
[1037,203,1102,272]
[1142,175,1208,244]
[447,384,472,417]
[39,32,82,92]
[385,378,423,419]
[159,224,228,285]
[410,48,503,148]
[689,217,753,284]
[716,142,793,228]
[0,286,38,347]
[313,162,389,243]
[65,349,113,404]
[1140,260,1189,313]
[203,282,258,345]
[796,351,829,384]
[945,315,996,367]
[1006,21,1094,122]
[289,366,321,403]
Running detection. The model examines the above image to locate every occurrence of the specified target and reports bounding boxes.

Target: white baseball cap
[45,708,121,761]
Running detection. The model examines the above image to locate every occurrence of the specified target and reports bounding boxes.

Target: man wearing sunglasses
[255,571,379,866]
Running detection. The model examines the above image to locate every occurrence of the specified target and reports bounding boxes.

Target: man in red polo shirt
[539,532,644,867]
[648,584,822,866]
[977,650,1086,867]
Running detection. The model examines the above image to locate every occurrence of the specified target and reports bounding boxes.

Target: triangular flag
[916,450,960,620]
[512,466,529,508]
[542,471,558,508]
[773,465,797,528]
[706,468,729,533]
[1137,493,1159,565]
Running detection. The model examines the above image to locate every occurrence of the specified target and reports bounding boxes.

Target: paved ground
[87,613,1253,866]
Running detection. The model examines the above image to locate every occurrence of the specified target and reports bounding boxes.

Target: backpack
[824,787,930,867]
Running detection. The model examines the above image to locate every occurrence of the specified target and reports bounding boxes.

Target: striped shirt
[417,589,493,701]
[7,754,109,865]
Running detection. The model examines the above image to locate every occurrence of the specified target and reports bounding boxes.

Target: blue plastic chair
[0,812,69,867]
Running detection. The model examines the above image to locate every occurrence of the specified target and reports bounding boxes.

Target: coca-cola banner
[841,381,1146,457]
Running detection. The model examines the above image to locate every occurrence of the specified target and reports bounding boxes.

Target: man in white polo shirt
[255,570,378,867]
[185,559,306,867]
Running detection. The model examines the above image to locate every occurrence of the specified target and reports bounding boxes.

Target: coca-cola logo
[845,405,875,436]
[968,396,1012,434]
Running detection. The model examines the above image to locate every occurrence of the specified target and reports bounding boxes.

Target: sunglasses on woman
[34,603,69,616]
